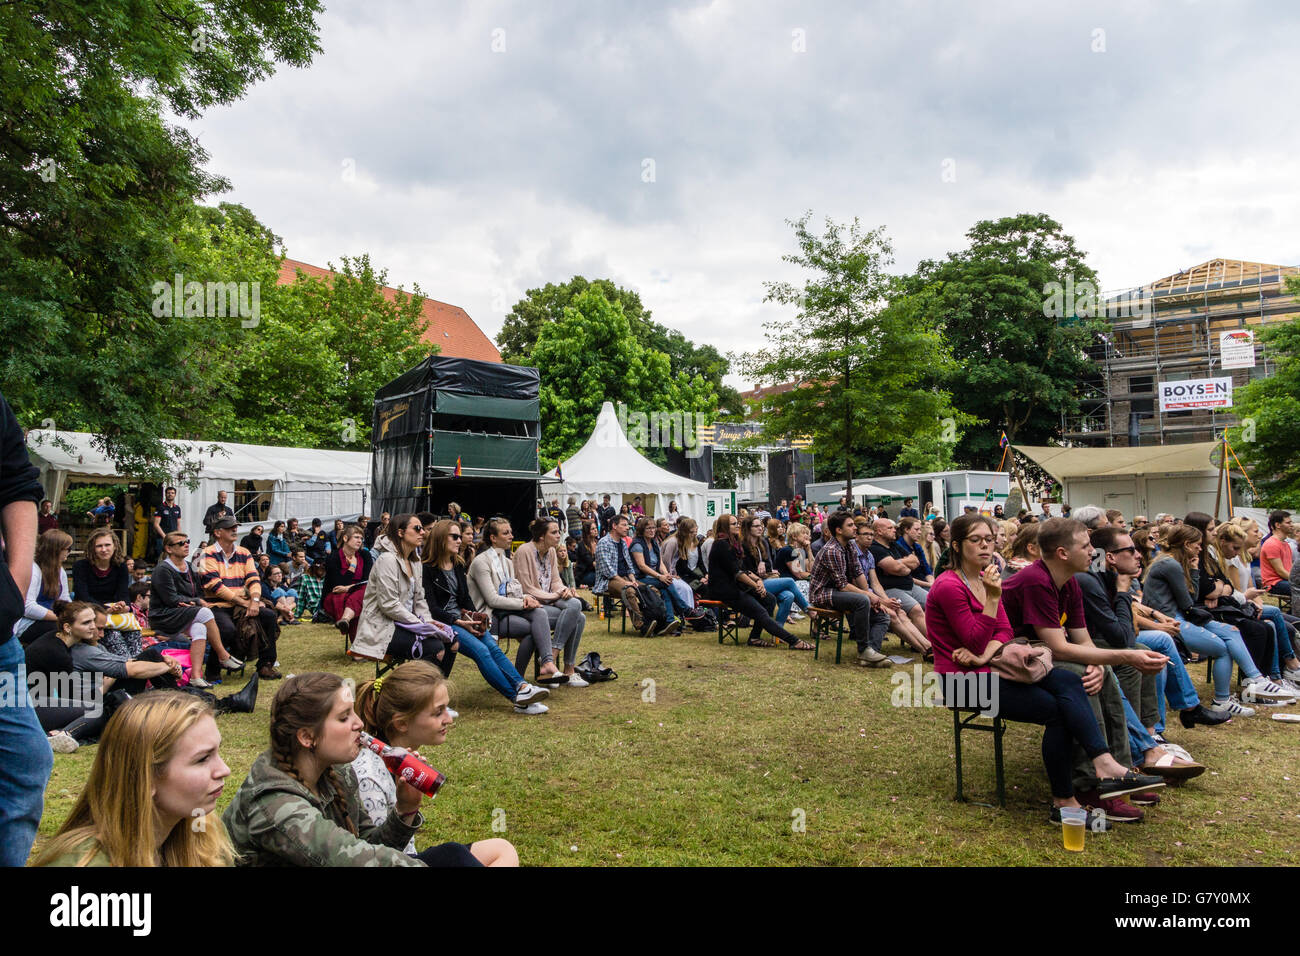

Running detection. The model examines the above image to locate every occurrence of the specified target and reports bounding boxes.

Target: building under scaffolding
[1063,259,1300,447]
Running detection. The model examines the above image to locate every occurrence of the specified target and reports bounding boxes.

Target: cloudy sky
[183,0,1300,384]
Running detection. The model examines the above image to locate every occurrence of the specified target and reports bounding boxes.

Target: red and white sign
[1158,377,1233,412]
[1219,330,1256,370]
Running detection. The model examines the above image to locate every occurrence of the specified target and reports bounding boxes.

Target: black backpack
[635,583,669,632]
[685,606,717,631]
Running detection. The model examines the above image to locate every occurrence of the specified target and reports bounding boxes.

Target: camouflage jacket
[222,750,424,867]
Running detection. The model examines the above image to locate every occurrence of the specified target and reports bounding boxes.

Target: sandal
[1141,751,1206,780]
[747,636,775,648]
[789,639,814,651]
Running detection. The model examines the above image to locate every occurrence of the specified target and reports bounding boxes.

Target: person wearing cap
[200,516,282,679]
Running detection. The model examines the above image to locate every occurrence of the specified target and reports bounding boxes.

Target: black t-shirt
[203,503,232,532]
[773,545,799,578]
[154,503,181,534]
[869,542,913,591]
[25,633,74,686]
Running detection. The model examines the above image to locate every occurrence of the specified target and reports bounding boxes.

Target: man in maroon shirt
[37,499,58,534]
[1002,518,1167,820]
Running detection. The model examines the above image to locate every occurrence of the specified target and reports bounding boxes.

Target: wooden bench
[809,607,846,663]
[697,599,738,645]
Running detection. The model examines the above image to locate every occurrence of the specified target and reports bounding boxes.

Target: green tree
[0,0,322,473]
[224,254,435,449]
[1228,295,1300,506]
[498,276,744,417]
[531,288,717,466]
[908,213,1105,467]
[741,214,970,500]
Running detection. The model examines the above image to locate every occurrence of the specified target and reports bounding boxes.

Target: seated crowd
[18,488,1300,865]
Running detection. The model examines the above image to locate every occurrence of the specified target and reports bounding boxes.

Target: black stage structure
[371,356,542,532]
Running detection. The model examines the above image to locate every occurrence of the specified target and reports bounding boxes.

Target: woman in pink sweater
[925,514,1149,822]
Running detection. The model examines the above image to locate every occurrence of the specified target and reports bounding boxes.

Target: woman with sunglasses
[423,519,552,714]
[150,531,243,681]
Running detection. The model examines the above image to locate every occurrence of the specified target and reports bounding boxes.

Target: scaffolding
[1062,259,1299,447]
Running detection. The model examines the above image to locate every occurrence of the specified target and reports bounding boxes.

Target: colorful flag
[999,431,1009,449]
[556,459,564,481]
[454,455,462,477]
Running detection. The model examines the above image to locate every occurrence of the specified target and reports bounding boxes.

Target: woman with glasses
[352,514,456,676]
[150,531,243,682]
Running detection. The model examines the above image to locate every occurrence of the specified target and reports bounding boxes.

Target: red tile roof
[277,258,502,363]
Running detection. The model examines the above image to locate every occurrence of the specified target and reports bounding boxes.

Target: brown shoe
[258,666,283,680]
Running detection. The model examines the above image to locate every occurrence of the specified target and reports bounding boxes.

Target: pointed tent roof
[544,402,708,495]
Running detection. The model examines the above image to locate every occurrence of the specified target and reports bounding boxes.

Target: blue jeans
[636,575,689,624]
[1258,604,1294,673]
[1174,613,1261,701]
[1135,630,1199,732]
[762,577,808,625]
[451,626,525,702]
[0,636,55,866]
[1120,690,1158,765]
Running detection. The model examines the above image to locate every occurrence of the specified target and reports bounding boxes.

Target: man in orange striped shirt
[201,516,281,679]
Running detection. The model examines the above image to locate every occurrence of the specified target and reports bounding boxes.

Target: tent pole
[1213,436,1226,522]
[1007,446,1031,513]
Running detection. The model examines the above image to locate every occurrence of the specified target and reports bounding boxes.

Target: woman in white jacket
[351,514,455,674]
[467,518,565,686]
[17,530,72,647]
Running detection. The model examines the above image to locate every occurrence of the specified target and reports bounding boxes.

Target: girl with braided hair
[222,672,426,866]
[351,661,518,866]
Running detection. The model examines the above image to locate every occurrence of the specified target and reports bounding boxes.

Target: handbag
[988,638,1054,684]
[1184,606,1213,627]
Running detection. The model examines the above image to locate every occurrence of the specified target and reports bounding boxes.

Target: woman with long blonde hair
[35,691,235,866]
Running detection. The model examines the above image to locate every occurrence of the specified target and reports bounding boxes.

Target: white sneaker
[48,731,79,754]
[220,655,243,671]
[788,611,806,622]
[565,672,590,688]
[513,701,549,715]
[189,676,213,689]
[1207,697,1256,718]
[1242,677,1299,701]
[1282,667,1300,682]
[514,683,550,705]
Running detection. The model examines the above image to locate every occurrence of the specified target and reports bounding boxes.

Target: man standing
[152,485,182,562]
[597,494,616,532]
[1002,518,1168,819]
[201,516,281,679]
[565,496,582,541]
[899,497,919,520]
[0,391,54,866]
[203,489,233,543]
[810,512,890,667]
[37,499,58,535]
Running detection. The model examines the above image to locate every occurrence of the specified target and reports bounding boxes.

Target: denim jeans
[1119,687,1158,765]
[451,625,524,701]
[1135,630,1199,733]
[636,575,689,624]
[541,597,585,669]
[1173,613,1262,700]
[0,636,55,866]
[762,577,808,625]
[1258,604,1293,673]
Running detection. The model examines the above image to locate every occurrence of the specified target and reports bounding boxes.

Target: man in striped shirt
[201,516,281,679]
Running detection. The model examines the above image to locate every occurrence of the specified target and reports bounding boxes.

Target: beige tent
[1015,443,1225,520]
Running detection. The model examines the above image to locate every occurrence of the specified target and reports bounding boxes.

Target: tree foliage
[498,275,744,418]
[0,0,323,474]
[1228,292,1300,506]
[531,288,718,467]
[907,213,1105,467]
[741,213,971,498]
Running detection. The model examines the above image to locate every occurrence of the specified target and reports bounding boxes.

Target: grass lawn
[33,603,1300,866]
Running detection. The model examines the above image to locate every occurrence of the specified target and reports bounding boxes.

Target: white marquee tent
[26,430,371,548]
[542,402,712,524]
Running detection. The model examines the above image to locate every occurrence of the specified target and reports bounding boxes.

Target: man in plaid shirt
[201,516,281,679]
[810,511,889,667]
[297,561,325,620]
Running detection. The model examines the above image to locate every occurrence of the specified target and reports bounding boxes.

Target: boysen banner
[1158,377,1233,412]
[1219,330,1256,370]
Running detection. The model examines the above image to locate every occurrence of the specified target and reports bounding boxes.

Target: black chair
[950,706,1006,808]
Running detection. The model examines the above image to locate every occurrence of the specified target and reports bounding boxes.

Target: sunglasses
[449,533,462,540]
[1107,546,1139,555]
[171,540,190,547]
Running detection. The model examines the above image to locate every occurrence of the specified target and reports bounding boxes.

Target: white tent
[26,430,371,548]
[542,402,711,524]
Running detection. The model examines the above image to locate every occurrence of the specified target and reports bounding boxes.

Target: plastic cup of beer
[1060,807,1087,852]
